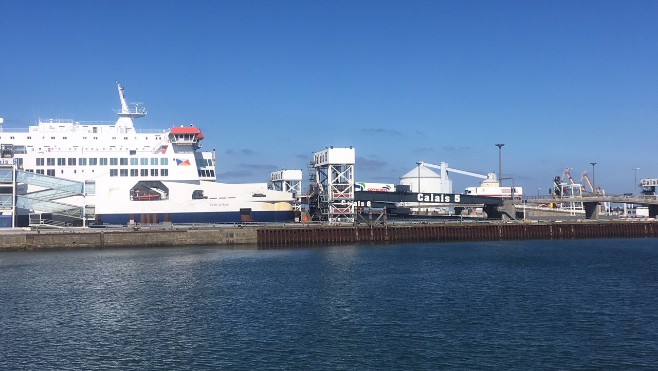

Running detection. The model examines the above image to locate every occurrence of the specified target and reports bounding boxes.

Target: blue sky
[2,0,657,195]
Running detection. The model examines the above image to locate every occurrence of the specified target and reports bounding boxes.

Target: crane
[562,168,576,185]
[581,171,594,193]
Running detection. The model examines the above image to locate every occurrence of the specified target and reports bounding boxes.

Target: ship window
[100,158,108,166]
[47,158,55,166]
[110,158,118,166]
[46,169,54,176]
[160,158,168,165]
[112,137,116,140]
[26,169,34,173]
[110,169,118,177]
[83,137,87,140]
[210,170,215,177]
[93,137,98,140]
[161,169,168,176]
[51,137,55,140]
[124,137,128,140]
[89,158,97,166]
[130,169,138,176]
[36,158,44,166]
[68,158,76,166]
[130,150,136,155]
[120,169,128,177]
[27,136,31,140]
[120,158,128,166]
[93,127,98,133]
[79,158,87,166]
[63,137,67,140]
[150,158,158,166]
[140,169,148,176]
[37,169,44,175]
[150,169,158,176]
[140,158,148,165]
[130,158,138,166]
[57,158,66,166]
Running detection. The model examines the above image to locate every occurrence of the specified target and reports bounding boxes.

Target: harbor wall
[256,221,658,246]
[0,227,256,251]
[0,221,657,251]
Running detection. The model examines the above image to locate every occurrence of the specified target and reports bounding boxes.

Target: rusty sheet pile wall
[257,222,658,246]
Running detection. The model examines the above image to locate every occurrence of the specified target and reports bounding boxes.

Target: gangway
[15,170,86,224]
[17,171,84,193]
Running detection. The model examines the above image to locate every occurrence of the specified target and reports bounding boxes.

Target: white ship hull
[94,179,294,224]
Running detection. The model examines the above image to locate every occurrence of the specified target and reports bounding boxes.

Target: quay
[0,220,657,251]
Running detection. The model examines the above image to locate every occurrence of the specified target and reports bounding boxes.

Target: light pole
[500,177,515,198]
[416,161,422,193]
[416,161,423,215]
[590,162,597,194]
[537,187,541,197]
[495,143,505,186]
[633,167,640,194]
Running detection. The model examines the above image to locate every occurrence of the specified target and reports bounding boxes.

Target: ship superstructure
[1,82,295,226]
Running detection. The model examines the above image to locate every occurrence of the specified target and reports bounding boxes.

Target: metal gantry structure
[308,147,355,223]
[270,169,303,211]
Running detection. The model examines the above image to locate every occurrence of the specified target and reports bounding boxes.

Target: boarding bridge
[15,170,87,224]
[0,166,14,227]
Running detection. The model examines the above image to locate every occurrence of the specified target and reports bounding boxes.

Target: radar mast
[115,81,146,127]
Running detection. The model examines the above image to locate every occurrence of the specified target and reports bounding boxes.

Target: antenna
[116,81,130,114]
[115,81,146,120]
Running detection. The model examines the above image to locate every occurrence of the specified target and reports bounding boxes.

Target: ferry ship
[1,83,295,227]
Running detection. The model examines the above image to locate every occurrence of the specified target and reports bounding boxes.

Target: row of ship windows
[110,169,170,177]
[33,157,215,167]
[36,157,168,166]
[26,169,170,177]
[24,168,216,178]
[107,169,215,177]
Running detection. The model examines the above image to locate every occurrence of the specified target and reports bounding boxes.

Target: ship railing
[0,127,30,133]
[29,216,69,229]
[136,128,171,134]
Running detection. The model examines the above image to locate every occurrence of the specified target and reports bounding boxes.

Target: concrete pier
[0,226,256,251]
[0,221,656,251]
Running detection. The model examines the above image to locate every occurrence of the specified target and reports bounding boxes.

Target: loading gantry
[308,147,355,223]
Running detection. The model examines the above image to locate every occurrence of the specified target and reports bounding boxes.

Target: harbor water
[1,239,657,369]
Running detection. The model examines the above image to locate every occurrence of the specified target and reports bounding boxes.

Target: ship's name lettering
[0,159,16,165]
[417,193,461,203]
[210,203,229,207]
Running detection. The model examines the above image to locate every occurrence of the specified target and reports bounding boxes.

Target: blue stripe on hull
[97,211,295,225]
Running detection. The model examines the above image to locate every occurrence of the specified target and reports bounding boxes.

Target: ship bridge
[169,126,204,150]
